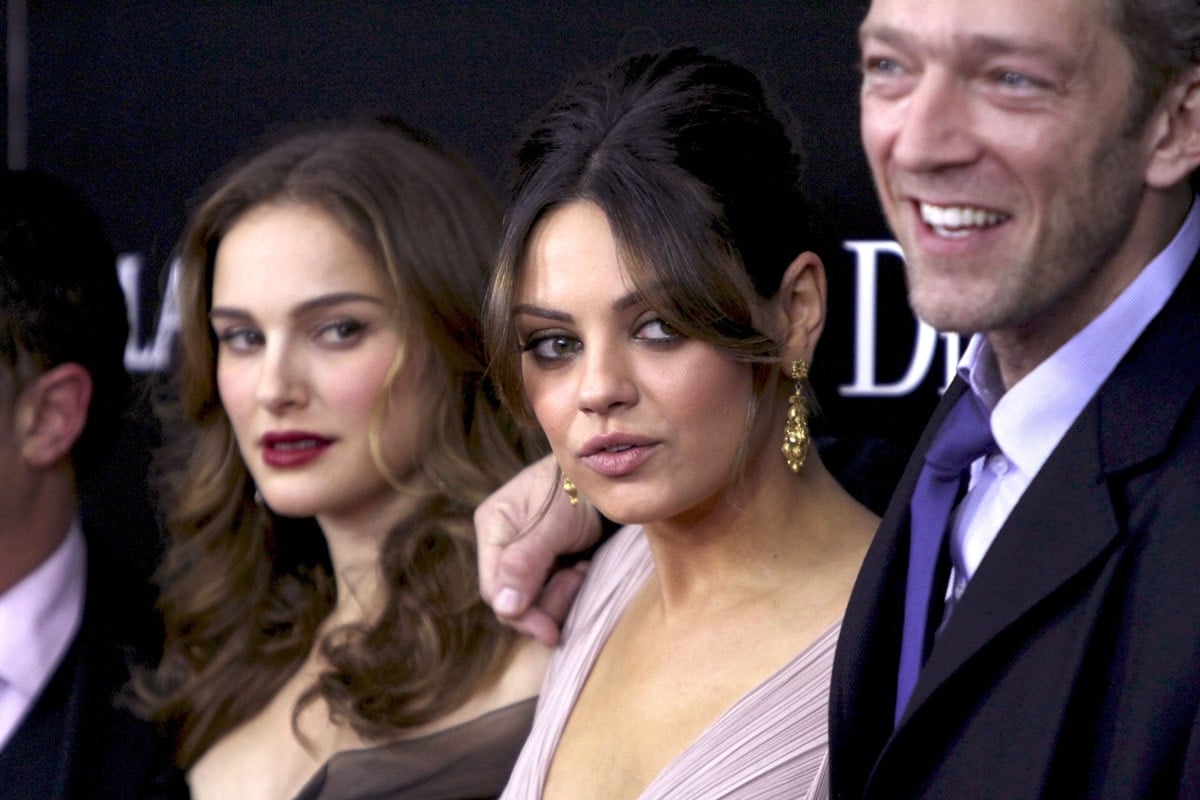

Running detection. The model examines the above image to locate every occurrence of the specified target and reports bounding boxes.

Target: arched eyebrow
[512,289,649,323]
[210,291,387,322]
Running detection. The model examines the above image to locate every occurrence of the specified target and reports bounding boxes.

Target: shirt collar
[0,521,87,697]
[960,198,1200,477]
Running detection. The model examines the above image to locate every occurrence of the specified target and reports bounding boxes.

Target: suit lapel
[0,637,81,800]
[904,243,1200,725]
[906,401,1118,715]
[831,381,969,794]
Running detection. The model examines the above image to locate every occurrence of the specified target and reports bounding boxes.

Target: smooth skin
[514,202,876,799]
[191,202,548,800]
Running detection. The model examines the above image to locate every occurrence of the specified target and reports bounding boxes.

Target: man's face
[859,0,1162,364]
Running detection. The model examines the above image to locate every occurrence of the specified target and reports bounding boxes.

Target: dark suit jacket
[830,250,1200,799]
[0,537,187,800]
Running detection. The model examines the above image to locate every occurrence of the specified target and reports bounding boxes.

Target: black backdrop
[7,0,960,573]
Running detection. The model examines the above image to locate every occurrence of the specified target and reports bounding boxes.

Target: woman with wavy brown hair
[137,119,549,800]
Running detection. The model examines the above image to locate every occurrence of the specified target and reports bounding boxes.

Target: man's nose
[890,68,980,172]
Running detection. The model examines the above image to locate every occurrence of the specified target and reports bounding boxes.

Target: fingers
[538,561,589,626]
[475,455,562,609]
[487,533,565,616]
[499,607,564,647]
[493,562,588,647]
[474,454,602,642]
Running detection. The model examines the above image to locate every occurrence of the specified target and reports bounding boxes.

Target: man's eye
[863,56,904,76]
[996,71,1032,87]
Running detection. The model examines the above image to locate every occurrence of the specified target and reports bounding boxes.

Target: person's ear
[770,250,827,366]
[16,363,93,469]
[1145,63,1200,189]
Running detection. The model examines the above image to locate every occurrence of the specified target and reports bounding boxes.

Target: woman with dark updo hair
[484,47,876,799]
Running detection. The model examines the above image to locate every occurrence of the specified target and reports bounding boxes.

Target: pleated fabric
[502,525,836,800]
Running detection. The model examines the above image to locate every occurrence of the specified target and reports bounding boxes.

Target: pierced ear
[16,363,93,469]
[1145,64,1200,189]
[770,250,827,367]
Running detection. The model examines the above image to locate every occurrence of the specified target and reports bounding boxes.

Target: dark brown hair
[484,46,815,432]
[0,169,128,476]
[1106,0,1200,118]
[138,120,528,766]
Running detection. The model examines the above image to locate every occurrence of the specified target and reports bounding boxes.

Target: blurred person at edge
[135,120,549,800]
[0,169,187,799]
[474,0,1200,797]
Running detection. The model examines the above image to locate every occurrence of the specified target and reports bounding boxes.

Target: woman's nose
[575,346,637,415]
[255,344,308,413]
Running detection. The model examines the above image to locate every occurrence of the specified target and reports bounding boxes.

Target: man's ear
[1145,63,1200,189]
[16,363,93,469]
[770,250,827,366]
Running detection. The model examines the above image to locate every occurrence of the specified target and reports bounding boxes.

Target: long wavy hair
[137,120,529,767]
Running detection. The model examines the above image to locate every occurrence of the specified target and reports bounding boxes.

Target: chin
[591,499,661,528]
[257,492,325,519]
[909,288,998,336]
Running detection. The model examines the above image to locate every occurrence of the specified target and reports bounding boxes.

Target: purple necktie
[895,388,995,725]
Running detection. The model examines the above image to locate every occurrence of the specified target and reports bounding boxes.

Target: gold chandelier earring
[782,359,811,473]
[562,475,579,506]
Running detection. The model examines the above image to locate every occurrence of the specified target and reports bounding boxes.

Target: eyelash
[216,327,263,352]
[519,317,681,367]
[862,56,904,76]
[316,318,367,345]
[520,333,580,366]
[213,317,368,353]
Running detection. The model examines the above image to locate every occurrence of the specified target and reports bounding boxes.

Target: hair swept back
[483,46,817,445]
[136,119,530,767]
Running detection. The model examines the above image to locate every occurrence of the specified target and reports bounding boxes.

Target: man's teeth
[920,203,1007,237]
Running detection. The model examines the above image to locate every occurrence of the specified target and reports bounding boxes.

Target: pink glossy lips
[579,433,659,477]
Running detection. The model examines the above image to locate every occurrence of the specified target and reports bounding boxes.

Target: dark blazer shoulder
[0,533,188,800]
[831,246,1200,799]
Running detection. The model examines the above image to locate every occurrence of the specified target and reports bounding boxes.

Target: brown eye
[522,333,582,364]
[635,318,680,342]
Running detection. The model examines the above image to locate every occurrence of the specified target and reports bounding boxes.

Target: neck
[639,450,872,618]
[0,462,78,596]
[315,493,421,627]
[990,185,1194,389]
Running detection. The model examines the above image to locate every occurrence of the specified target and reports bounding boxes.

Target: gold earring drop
[782,359,810,473]
[563,476,579,506]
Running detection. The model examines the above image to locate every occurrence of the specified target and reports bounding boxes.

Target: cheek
[215,362,254,430]
[859,102,891,163]
[683,364,752,424]
[378,358,437,448]
[521,367,573,442]
[338,345,405,414]
[345,376,389,413]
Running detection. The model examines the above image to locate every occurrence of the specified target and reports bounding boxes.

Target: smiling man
[472,0,1200,796]
[830,0,1200,797]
